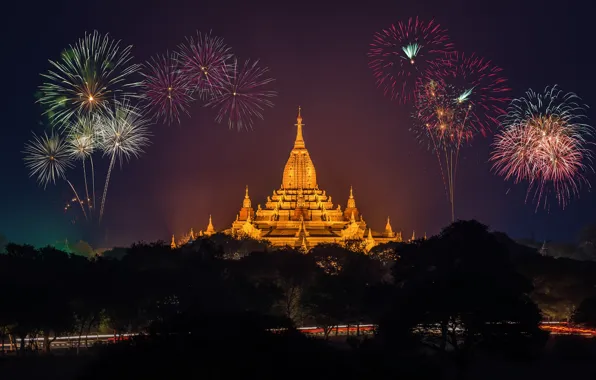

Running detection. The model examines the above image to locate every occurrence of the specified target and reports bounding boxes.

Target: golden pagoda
[222,107,403,251]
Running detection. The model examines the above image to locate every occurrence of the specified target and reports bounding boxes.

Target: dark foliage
[0,220,574,378]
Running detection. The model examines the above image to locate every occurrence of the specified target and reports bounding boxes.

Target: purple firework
[206,58,277,130]
[368,17,454,103]
[177,31,233,100]
[141,53,194,125]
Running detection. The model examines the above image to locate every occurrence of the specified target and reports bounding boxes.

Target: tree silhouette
[0,233,7,253]
[572,296,596,328]
[380,220,547,366]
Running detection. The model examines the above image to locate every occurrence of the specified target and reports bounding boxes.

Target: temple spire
[170,235,177,249]
[347,186,356,208]
[365,228,376,252]
[294,106,305,149]
[243,185,251,208]
[205,214,215,236]
[385,217,393,236]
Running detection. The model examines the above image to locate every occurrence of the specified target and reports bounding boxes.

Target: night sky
[2,0,595,248]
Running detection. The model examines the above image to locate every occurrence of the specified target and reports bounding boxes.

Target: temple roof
[282,107,317,189]
[225,108,405,251]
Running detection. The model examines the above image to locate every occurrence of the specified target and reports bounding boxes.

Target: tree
[273,249,316,324]
[577,224,596,261]
[101,247,127,260]
[0,233,7,253]
[380,220,547,365]
[572,296,596,328]
[36,247,75,353]
[71,240,95,258]
[308,243,352,276]
[303,272,346,339]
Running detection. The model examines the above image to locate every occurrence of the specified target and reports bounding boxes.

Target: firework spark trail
[97,101,151,221]
[141,53,194,125]
[177,31,233,100]
[368,17,454,103]
[206,58,277,130]
[491,86,593,209]
[413,54,510,221]
[90,156,96,213]
[24,133,88,220]
[66,115,97,214]
[38,31,142,128]
[99,153,116,222]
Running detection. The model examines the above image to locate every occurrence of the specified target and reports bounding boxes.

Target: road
[1,322,593,351]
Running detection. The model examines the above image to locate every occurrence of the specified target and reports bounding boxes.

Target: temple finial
[385,216,393,236]
[294,107,305,149]
[170,234,177,249]
[347,186,356,208]
[206,214,215,236]
[243,186,251,208]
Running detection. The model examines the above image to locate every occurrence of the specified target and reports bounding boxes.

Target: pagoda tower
[384,217,395,238]
[205,215,216,236]
[224,107,401,251]
[282,106,317,191]
[238,186,255,221]
[343,186,360,221]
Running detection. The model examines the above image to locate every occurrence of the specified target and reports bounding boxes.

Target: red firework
[206,58,276,131]
[368,17,454,103]
[413,80,474,151]
[412,53,510,221]
[490,86,592,210]
[492,118,588,209]
[177,31,233,100]
[140,53,194,125]
[422,52,511,138]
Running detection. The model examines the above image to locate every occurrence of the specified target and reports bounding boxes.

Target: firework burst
[24,133,72,187]
[206,58,277,130]
[177,31,233,100]
[38,31,141,127]
[368,17,453,103]
[96,101,151,220]
[66,115,99,212]
[24,133,88,219]
[412,53,510,221]
[141,53,194,125]
[423,52,511,136]
[491,86,593,209]
[66,116,97,160]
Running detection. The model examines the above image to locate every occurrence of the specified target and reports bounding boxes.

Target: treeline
[517,223,596,262]
[3,220,596,377]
